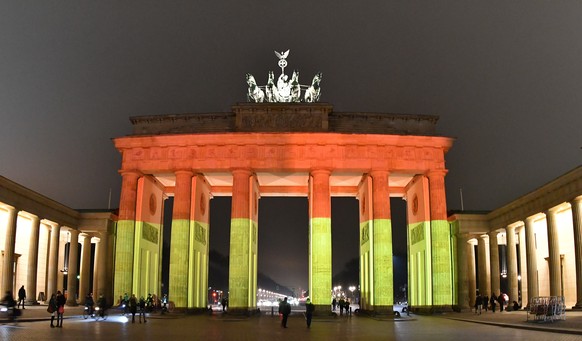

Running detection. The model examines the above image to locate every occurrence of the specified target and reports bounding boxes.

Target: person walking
[17,285,26,309]
[490,294,497,313]
[55,291,66,327]
[129,294,138,323]
[48,293,58,327]
[305,298,315,328]
[483,295,489,312]
[278,297,291,328]
[498,293,505,312]
[138,296,147,323]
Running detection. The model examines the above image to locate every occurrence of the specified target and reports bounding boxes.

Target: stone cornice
[451,165,582,235]
[0,176,80,227]
[113,132,453,174]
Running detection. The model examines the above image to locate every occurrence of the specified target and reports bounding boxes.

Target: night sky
[1,2,581,292]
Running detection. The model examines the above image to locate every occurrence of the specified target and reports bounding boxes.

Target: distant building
[0,175,116,306]
[449,166,582,310]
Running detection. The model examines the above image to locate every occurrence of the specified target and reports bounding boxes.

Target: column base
[571,304,582,310]
[25,300,40,306]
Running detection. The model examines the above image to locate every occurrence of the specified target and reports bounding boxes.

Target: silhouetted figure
[490,294,497,313]
[305,298,315,328]
[85,293,94,315]
[17,285,26,309]
[48,293,58,327]
[129,294,138,323]
[483,295,489,312]
[279,297,291,328]
[138,296,147,323]
[1,291,16,321]
[97,294,107,318]
[56,290,66,327]
[512,300,520,311]
[332,298,337,311]
[498,293,505,312]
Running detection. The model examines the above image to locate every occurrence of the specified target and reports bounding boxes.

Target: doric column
[26,215,41,305]
[2,206,18,294]
[456,233,472,310]
[370,170,393,313]
[308,169,332,312]
[467,239,477,308]
[546,208,562,297]
[518,227,528,306]
[489,231,500,297]
[46,224,61,300]
[169,170,194,308]
[66,229,80,305]
[477,235,491,297]
[506,225,519,308]
[113,170,140,301]
[524,216,539,304]
[572,196,582,309]
[427,169,453,306]
[95,232,109,298]
[79,233,92,304]
[228,169,259,313]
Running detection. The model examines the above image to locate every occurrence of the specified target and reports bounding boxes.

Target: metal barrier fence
[527,296,566,322]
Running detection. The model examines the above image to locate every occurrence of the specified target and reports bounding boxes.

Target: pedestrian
[138,296,147,323]
[339,297,345,315]
[278,297,291,328]
[332,298,337,311]
[1,291,16,321]
[490,294,497,313]
[17,285,26,309]
[97,294,107,318]
[305,298,314,328]
[498,292,505,312]
[47,293,58,327]
[221,297,227,312]
[483,295,489,312]
[55,290,66,327]
[474,294,482,315]
[129,294,138,323]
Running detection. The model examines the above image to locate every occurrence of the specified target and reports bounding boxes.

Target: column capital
[119,169,142,177]
[310,168,331,176]
[174,169,194,177]
[426,168,448,178]
[572,195,582,205]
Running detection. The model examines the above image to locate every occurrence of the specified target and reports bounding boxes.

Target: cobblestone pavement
[1,305,582,340]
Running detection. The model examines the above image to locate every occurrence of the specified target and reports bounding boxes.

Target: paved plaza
[2,305,582,340]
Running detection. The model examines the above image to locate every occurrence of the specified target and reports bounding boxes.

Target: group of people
[118,292,148,323]
[474,292,520,314]
[331,297,351,315]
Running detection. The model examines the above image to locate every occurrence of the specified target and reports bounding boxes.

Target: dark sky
[1,2,581,291]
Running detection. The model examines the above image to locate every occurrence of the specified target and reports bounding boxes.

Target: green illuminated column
[309,169,332,312]
[370,170,393,313]
[114,171,140,301]
[427,170,453,307]
[228,169,257,313]
[169,170,193,308]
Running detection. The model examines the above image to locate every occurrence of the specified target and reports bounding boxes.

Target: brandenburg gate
[112,52,455,314]
[112,102,454,314]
